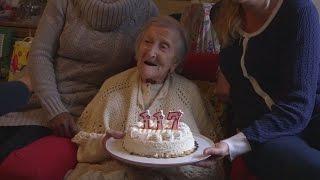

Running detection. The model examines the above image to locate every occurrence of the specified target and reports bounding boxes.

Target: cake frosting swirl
[123,120,196,158]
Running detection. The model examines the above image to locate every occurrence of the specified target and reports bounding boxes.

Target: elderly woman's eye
[144,40,152,44]
[161,46,169,51]
[160,44,169,51]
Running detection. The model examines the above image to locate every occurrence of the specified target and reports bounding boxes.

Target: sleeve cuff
[221,132,251,161]
[40,95,69,119]
[72,131,108,163]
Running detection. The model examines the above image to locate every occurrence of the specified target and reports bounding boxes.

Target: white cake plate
[105,134,214,168]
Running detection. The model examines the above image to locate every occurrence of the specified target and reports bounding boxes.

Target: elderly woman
[66,16,224,180]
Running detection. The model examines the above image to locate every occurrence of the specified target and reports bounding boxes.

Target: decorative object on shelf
[0,0,18,19]
[180,2,220,53]
[8,37,33,81]
[16,0,46,20]
[0,28,13,81]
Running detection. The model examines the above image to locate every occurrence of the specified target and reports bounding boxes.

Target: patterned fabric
[181,2,220,53]
[0,0,158,127]
[193,80,229,139]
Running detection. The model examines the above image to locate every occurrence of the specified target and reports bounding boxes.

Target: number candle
[167,110,183,130]
[139,110,151,129]
[153,110,165,130]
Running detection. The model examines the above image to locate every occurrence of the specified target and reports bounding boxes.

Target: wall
[153,0,190,15]
[153,0,219,15]
[154,0,320,15]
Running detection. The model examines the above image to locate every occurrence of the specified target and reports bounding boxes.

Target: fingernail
[204,151,207,155]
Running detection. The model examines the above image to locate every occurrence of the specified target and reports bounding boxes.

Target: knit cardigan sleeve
[28,0,69,119]
[71,80,117,163]
[73,69,136,163]
[243,3,320,144]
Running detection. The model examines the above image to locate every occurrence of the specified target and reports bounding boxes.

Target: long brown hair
[214,0,242,48]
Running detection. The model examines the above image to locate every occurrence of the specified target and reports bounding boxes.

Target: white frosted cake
[123,120,196,158]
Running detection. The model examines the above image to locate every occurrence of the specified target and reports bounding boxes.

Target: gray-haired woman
[67,16,224,180]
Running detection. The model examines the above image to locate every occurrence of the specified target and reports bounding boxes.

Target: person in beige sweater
[67,16,224,180]
[0,0,158,163]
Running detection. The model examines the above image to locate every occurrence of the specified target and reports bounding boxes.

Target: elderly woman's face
[136,25,179,84]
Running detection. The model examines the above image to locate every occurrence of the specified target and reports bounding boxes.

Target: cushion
[231,156,259,180]
[0,135,77,180]
[182,52,219,82]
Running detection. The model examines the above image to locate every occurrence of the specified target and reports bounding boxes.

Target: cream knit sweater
[67,68,225,180]
[0,0,158,126]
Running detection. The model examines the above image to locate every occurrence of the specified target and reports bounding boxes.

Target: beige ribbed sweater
[0,0,158,126]
[66,68,225,180]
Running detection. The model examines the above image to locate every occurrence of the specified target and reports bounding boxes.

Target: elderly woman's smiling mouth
[144,60,157,66]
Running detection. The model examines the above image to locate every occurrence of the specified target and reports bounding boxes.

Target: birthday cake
[123,110,196,158]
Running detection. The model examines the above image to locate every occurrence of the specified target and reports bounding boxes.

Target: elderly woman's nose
[146,45,157,57]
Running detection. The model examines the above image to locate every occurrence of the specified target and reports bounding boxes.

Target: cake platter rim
[105,133,214,168]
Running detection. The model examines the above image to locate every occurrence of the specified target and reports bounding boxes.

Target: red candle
[167,110,183,130]
[153,110,165,130]
[139,110,151,129]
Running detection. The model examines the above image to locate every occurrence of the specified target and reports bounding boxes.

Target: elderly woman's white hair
[135,16,190,68]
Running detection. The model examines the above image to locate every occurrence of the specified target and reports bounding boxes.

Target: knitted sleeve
[72,131,109,163]
[77,79,113,133]
[28,0,69,119]
[78,69,135,133]
[242,2,320,144]
[74,69,134,162]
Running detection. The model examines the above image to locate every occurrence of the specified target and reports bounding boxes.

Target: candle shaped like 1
[153,110,165,130]
[167,110,183,130]
[139,110,151,129]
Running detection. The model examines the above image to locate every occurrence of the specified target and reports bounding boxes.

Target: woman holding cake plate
[196,0,320,179]
[65,16,224,180]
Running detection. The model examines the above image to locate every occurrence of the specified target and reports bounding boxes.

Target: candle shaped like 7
[139,110,151,129]
[167,110,183,130]
[153,110,165,130]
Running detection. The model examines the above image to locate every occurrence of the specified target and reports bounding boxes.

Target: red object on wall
[182,52,219,82]
[0,135,77,180]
